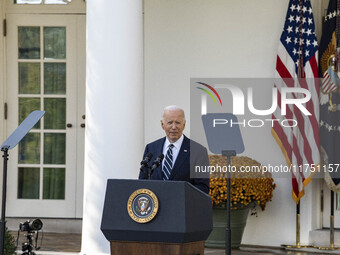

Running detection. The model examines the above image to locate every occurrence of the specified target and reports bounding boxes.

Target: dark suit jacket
[139,135,210,194]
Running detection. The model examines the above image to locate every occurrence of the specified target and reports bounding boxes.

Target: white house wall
[144,0,325,246]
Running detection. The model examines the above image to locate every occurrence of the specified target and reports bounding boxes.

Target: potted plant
[206,155,276,249]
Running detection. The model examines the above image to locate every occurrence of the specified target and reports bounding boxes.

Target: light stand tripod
[201,113,244,255]
[21,232,36,255]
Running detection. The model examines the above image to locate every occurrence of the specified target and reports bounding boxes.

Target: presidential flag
[319,0,340,192]
[271,0,320,203]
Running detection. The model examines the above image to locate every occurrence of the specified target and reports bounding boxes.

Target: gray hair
[162,105,186,120]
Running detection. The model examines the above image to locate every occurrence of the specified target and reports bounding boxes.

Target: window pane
[44,98,66,129]
[18,168,40,199]
[44,27,66,59]
[14,0,42,4]
[44,133,66,164]
[19,98,41,128]
[44,63,66,94]
[43,168,65,199]
[14,0,72,4]
[45,0,71,4]
[19,63,40,94]
[18,27,40,59]
[18,133,40,164]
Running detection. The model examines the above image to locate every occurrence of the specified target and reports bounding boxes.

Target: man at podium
[139,105,210,194]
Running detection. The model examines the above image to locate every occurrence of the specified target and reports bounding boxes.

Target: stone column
[81,0,144,254]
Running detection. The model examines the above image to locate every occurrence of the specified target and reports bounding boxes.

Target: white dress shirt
[162,134,184,169]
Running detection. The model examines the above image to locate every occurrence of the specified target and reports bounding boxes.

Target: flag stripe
[275,63,314,166]
[274,88,304,165]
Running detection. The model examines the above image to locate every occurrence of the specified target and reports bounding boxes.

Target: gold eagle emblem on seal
[127,189,159,223]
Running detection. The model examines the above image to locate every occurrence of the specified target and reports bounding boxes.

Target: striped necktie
[162,144,174,180]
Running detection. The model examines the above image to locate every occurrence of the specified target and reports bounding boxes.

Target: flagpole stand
[281,204,313,249]
[315,192,340,250]
[315,217,340,250]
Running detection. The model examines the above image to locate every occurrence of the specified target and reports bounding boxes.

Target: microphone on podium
[151,154,164,171]
[140,152,153,176]
[149,154,164,179]
[141,152,153,167]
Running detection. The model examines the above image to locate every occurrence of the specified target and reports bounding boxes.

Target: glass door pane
[44,27,66,59]
[14,0,73,4]
[18,27,40,59]
[18,168,40,199]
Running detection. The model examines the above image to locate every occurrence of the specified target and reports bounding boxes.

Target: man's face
[161,109,186,143]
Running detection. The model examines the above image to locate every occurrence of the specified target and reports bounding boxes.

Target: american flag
[321,67,338,94]
[271,0,320,203]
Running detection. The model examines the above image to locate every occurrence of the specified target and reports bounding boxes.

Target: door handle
[80,123,85,128]
[66,123,72,128]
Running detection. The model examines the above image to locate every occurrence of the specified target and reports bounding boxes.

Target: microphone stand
[139,164,152,180]
[148,155,164,180]
[139,154,164,180]
[148,165,157,179]
[148,169,153,180]
[148,165,159,180]
[139,165,149,177]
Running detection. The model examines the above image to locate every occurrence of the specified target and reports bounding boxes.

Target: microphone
[140,152,153,167]
[149,153,164,180]
[151,154,164,170]
[140,152,153,176]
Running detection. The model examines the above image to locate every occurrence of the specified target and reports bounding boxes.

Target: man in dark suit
[139,105,210,194]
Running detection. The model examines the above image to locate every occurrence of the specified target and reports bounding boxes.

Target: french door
[6,14,85,217]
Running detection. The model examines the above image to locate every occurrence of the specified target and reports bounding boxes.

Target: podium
[101,179,213,255]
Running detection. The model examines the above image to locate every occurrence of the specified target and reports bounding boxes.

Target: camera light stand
[0,146,9,255]
[0,111,45,255]
[201,113,244,255]
[222,150,236,255]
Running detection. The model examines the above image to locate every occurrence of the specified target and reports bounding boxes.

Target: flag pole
[330,191,334,249]
[296,202,300,248]
[295,2,303,246]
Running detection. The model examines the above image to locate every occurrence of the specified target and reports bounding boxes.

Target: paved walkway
[12,232,340,254]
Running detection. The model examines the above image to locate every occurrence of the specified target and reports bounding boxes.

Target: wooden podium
[101,179,213,255]
[110,241,205,255]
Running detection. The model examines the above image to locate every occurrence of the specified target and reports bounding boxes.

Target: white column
[81,0,144,254]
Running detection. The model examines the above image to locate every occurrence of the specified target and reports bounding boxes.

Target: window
[14,0,72,4]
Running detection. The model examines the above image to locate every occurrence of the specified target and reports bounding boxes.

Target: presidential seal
[127,189,159,223]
